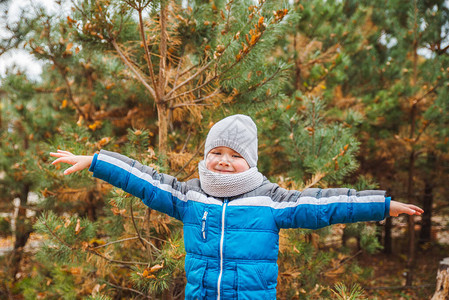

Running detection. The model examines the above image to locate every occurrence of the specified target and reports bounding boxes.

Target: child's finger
[411,205,424,213]
[57,150,74,155]
[64,165,77,175]
[50,152,67,158]
[52,157,76,165]
[64,162,88,175]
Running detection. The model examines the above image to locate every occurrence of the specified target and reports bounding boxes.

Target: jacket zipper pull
[201,211,208,240]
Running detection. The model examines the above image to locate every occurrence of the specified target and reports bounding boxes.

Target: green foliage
[0,217,11,237]
[259,94,359,185]
[331,282,365,300]
[34,211,97,265]
[131,231,185,294]
[277,226,375,299]
[19,265,78,300]
[84,296,112,300]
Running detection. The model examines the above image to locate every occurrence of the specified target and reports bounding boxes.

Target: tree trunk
[420,151,435,244]
[405,0,419,286]
[419,179,433,244]
[157,102,169,158]
[157,1,169,159]
[384,217,392,254]
[10,183,33,280]
[432,258,449,300]
[405,150,416,286]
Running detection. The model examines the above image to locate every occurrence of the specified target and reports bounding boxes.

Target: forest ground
[358,242,448,300]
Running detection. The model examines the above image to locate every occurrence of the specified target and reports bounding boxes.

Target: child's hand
[50,150,94,175]
[389,200,424,217]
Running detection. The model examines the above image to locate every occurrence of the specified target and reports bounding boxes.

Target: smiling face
[205,146,250,174]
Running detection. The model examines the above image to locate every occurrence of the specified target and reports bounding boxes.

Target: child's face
[206,146,250,174]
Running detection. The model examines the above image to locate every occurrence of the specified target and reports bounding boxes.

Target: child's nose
[218,159,230,166]
[219,155,231,165]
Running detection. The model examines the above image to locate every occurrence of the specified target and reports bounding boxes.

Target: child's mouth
[214,169,234,173]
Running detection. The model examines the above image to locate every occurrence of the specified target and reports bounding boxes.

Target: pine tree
[66,0,294,157]
[254,1,386,297]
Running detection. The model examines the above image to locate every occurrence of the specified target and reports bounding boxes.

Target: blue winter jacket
[89,150,390,300]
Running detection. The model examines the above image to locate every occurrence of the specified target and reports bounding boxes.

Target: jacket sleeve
[270,187,390,229]
[89,150,189,221]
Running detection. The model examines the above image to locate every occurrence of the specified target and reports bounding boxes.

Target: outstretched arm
[50,150,93,175]
[389,200,423,217]
[53,149,189,221]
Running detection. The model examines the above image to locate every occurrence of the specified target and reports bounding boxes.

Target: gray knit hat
[204,114,258,167]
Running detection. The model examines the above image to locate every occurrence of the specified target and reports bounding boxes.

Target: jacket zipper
[217,199,228,300]
[201,210,208,240]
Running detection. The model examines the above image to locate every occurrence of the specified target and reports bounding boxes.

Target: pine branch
[130,201,149,250]
[159,2,168,99]
[89,249,148,266]
[92,236,140,249]
[105,281,153,299]
[42,221,74,250]
[37,18,88,121]
[174,139,206,177]
[137,5,160,101]
[165,61,213,100]
[166,0,273,102]
[180,130,191,153]
[110,39,157,100]
[320,250,363,276]
[170,92,217,109]
[413,119,432,144]
[43,220,148,266]
[246,65,283,93]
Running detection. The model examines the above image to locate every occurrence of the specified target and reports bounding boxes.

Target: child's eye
[232,155,242,158]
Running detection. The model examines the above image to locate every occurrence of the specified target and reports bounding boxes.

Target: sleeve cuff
[89,153,99,172]
[385,196,391,217]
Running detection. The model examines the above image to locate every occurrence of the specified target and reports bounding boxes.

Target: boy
[51,114,422,300]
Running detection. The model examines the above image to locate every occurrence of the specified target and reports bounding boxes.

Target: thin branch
[413,119,432,144]
[16,205,42,212]
[137,7,160,101]
[88,249,149,265]
[180,130,191,153]
[166,61,213,99]
[410,84,439,106]
[111,39,157,99]
[105,281,152,299]
[170,103,213,110]
[320,250,363,275]
[170,56,184,91]
[159,2,168,99]
[177,62,199,80]
[42,221,74,250]
[179,169,197,182]
[92,236,140,249]
[130,201,148,249]
[246,65,283,92]
[174,139,206,177]
[363,283,434,290]
[43,221,148,266]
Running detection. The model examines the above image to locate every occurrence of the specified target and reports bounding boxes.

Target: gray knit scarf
[198,160,264,198]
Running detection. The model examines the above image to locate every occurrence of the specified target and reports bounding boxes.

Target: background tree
[332,0,449,286]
